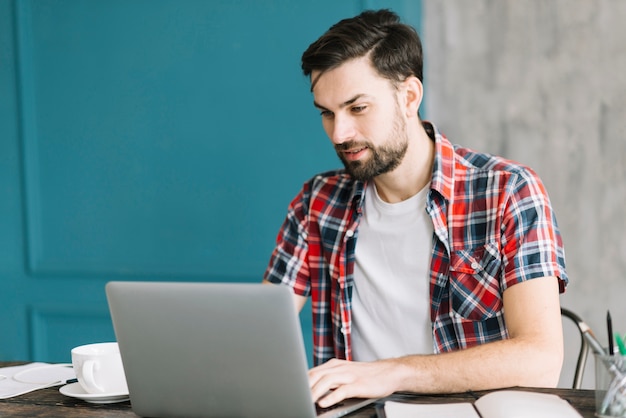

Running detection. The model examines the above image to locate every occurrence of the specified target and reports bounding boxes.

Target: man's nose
[329,115,356,145]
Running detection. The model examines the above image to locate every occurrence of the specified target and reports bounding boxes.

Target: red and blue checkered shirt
[264,123,568,366]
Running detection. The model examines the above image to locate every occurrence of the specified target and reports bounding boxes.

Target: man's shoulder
[452,145,535,177]
[449,145,549,201]
[431,127,537,192]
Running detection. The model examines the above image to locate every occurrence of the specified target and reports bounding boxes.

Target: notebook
[105,281,377,418]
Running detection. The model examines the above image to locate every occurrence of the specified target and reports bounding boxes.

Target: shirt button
[471,262,479,269]
[345,230,354,238]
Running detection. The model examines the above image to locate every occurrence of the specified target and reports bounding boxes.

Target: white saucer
[59,382,130,404]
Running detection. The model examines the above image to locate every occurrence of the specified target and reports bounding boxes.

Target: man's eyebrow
[313,94,367,110]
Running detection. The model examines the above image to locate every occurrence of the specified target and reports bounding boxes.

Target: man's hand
[308,358,404,408]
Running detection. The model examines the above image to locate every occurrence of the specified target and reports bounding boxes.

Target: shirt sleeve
[500,167,568,293]
[263,186,312,297]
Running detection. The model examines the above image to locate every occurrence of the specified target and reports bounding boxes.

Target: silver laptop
[105,281,377,418]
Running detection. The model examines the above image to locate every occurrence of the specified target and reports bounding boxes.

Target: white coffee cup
[71,342,128,394]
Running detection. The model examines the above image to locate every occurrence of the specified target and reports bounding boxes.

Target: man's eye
[320,110,334,119]
[351,105,366,113]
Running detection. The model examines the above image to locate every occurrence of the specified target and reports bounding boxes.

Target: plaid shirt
[264,123,568,366]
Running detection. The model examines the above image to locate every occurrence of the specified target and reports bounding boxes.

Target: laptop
[105,281,378,418]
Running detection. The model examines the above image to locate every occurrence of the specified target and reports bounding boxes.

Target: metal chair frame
[561,307,591,389]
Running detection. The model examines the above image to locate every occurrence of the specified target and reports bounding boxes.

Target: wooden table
[0,363,597,417]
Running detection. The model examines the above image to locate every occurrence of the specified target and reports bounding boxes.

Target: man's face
[311,56,409,181]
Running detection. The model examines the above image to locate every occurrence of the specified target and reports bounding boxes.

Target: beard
[335,111,408,182]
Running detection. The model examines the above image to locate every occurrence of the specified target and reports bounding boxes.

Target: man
[263,9,567,408]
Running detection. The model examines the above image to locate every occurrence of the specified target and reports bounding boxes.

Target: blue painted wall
[0,0,421,365]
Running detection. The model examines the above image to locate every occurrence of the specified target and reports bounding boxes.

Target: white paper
[384,390,583,418]
[385,400,480,418]
[474,390,583,418]
[0,362,76,399]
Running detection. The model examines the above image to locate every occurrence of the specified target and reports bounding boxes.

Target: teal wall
[0,0,421,364]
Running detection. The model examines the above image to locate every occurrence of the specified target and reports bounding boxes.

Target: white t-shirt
[351,182,434,361]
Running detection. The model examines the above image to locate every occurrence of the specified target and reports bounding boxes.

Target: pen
[608,310,614,355]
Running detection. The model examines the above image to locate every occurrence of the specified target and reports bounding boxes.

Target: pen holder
[595,354,626,417]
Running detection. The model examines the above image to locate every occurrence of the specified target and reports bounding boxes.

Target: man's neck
[372,123,435,204]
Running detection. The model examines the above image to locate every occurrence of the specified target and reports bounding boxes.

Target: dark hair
[301,9,423,85]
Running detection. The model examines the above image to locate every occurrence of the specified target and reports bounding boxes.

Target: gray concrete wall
[423,0,626,388]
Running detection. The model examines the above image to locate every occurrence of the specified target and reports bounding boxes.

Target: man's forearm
[390,334,563,394]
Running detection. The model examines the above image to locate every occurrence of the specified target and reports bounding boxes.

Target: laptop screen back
[106,281,317,418]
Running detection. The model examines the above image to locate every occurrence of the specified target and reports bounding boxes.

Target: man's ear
[402,76,423,118]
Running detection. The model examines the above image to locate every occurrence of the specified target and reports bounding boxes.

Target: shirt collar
[426,121,455,202]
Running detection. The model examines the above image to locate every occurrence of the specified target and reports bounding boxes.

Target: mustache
[335,141,371,152]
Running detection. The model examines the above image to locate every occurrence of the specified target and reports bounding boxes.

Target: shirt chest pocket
[448,243,503,321]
